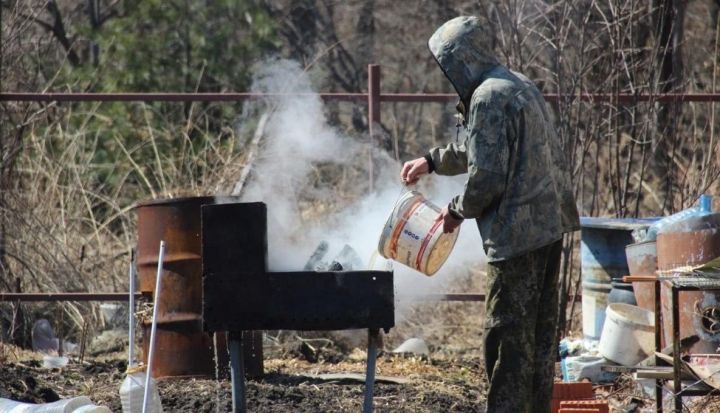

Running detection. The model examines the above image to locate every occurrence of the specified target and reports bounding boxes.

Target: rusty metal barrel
[136,196,226,378]
[658,213,720,353]
[625,240,658,313]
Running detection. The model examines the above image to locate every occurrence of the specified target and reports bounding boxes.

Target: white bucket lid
[606,303,655,330]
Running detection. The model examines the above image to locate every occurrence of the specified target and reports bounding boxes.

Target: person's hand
[400,157,429,185]
[435,206,463,234]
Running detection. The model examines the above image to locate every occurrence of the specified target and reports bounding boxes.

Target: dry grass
[0,102,244,343]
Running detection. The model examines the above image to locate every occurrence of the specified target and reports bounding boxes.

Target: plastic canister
[0,396,104,412]
[120,366,163,413]
[72,406,112,413]
[377,191,459,275]
[645,194,713,241]
[562,356,619,383]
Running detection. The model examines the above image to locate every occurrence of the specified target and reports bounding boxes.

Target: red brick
[558,409,600,413]
[560,400,609,413]
[552,382,594,399]
[551,382,595,413]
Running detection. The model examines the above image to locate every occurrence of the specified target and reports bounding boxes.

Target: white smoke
[237,59,486,300]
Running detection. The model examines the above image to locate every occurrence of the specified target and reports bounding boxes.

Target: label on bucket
[394,203,434,271]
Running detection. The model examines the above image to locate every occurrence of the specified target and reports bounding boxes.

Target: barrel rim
[606,302,655,329]
[580,216,659,230]
[625,239,657,250]
[134,195,217,209]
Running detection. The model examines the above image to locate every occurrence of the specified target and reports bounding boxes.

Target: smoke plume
[237,59,486,300]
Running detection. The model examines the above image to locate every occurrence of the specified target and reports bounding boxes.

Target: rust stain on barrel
[657,227,720,352]
[142,322,228,379]
[657,228,720,271]
[626,241,657,314]
[136,196,226,378]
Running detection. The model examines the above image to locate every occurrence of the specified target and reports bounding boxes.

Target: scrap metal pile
[558,195,720,412]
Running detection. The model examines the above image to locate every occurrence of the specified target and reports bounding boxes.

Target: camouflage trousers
[484,239,563,413]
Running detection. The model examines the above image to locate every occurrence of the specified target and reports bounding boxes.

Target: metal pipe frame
[229,332,247,413]
[664,279,720,412]
[4,92,720,103]
[1,292,583,303]
[655,280,663,413]
[397,293,486,302]
[1,63,712,309]
[672,286,681,413]
[363,328,380,413]
[0,292,486,303]
[0,292,148,302]
[367,64,381,192]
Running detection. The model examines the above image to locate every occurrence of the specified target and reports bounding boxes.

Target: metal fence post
[368,64,381,193]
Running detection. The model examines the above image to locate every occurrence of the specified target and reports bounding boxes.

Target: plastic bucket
[598,303,655,366]
[377,191,459,276]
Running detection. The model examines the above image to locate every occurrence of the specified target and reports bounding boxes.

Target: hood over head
[428,16,499,105]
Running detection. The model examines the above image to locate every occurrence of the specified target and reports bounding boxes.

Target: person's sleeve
[427,142,468,176]
[448,98,509,219]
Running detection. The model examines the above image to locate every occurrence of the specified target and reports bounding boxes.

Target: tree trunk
[652,0,686,213]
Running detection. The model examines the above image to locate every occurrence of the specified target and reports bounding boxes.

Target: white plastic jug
[119,367,163,413]
[71,406,111,413]
[0,396,108,412]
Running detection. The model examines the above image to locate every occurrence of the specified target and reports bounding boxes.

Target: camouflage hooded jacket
[427,16,580,261]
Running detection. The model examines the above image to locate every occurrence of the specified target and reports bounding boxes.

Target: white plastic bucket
[598,303,655,366]
[377,191,459,276]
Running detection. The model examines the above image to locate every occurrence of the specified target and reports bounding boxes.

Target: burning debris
[304,242,364,272]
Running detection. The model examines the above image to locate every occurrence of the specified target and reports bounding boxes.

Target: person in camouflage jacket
[401,16,580,413]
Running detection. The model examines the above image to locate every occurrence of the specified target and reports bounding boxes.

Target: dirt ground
[0,352,484,412]
[6,351,720,413]
[2,271,720,412]
[0,271,487,412]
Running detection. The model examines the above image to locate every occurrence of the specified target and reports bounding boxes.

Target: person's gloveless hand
[400,157,429,185]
